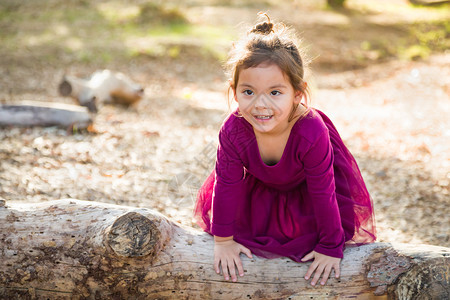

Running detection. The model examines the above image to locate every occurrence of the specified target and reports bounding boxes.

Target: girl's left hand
[301,251,341,286]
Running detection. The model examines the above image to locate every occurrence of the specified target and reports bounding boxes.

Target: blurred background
[0,0,449,247]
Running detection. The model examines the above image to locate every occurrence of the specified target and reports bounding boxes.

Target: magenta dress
[194,108,376,261]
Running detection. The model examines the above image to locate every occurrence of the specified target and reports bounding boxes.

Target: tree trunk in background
[327,0,346,8]
[409,0,450,6]
[0,199,449,299]
[326,0,450,9]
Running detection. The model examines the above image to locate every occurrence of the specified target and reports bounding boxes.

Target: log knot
[107,212,161,259]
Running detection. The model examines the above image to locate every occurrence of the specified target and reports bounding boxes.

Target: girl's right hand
[214,237,253,282]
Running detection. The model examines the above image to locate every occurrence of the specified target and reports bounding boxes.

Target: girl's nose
[254,94,269,109]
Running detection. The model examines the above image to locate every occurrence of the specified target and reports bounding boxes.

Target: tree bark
[0,199,448,299]
[0,101,92,129]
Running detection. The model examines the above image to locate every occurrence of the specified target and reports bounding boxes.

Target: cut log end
[106,212,161,259]
[390,257,450,299]
[58,79,72,96]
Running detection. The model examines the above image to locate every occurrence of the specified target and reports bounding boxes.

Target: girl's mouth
[254,115,273,120]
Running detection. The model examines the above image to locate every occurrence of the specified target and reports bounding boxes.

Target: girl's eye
[270,90,281,96]
[243,89,254,96]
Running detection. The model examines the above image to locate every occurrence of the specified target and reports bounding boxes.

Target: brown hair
[227,14,311,120]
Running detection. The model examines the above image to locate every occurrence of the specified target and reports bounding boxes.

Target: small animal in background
[58,70,145,113]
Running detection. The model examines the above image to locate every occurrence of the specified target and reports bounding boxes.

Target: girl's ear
[229,81,238,102]
[294,90,302,104]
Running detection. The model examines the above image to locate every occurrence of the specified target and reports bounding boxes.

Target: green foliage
[356,18,448,63]
[411,20,449,50]
[137,2,187,25]
[0,0,448,69]
[398,20,449,61]
[400,44,431,60]
[0,1,236,66]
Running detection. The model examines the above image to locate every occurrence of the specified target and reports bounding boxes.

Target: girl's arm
[210,125,250,281]
[301,126,345,285]
[210,129,245,237]
[302,130,345,258]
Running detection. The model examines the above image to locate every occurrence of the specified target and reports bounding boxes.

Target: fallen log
[0,101,92,129]
[0,199,448,299]
[59,70,145,113]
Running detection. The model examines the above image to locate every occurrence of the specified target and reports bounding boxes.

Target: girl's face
[234,63,302,136]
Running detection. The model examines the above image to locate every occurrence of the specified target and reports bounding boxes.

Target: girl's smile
[254,114,273,120]
[234,64,302,136]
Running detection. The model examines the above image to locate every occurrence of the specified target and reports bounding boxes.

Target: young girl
[194,15,376,286]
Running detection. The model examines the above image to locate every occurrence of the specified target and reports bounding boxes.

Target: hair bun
[251,22,274,35]
[250,13,274,35]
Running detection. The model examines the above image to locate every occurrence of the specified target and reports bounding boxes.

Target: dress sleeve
[210,129,245,237]
[302,130,345,258]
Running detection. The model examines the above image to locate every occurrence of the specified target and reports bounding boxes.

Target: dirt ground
[0,0,449,248]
